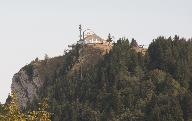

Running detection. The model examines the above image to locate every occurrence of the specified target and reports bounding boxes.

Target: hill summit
[11,40,112,109]
[10,35,192,121]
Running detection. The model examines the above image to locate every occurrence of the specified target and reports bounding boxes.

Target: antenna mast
[79,24,82,40]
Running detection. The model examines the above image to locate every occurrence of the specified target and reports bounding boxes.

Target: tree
[130,38,138,47]
[181,93,192,121]
[0,92,26,121]
[28,98,52,121]
[0,92,51,121]
[106,33,113,42]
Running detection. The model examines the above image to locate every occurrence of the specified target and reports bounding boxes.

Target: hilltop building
[68,30,110,49]
[77,32,106,45]
[76,25,109,45]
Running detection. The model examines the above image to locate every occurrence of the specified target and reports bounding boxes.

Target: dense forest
[1,35,192,121]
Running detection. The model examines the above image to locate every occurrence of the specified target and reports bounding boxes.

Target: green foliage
[148,36,192,89]
[27,98,51,121]
[0,103,3,114]
[130,38,139,47]
[145,95,184,121]
[0,92,51,121]
[106,33,113,42]
[0,92,26,121]
[23,64,34,80]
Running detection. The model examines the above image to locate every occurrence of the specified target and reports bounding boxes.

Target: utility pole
[79,24,82,40]
[79,24,82,80]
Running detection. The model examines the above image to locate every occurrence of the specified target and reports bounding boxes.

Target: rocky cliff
[11,67,42,108]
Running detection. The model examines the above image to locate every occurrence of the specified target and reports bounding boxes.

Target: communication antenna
[78,24,83,80]
[79,24,82,40]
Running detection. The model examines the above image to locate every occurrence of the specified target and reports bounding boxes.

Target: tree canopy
[7,35,192,121]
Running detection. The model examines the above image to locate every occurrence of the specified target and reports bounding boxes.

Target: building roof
[84,33,105,43]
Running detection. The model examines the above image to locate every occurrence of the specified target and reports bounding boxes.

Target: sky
[0,0,191,103]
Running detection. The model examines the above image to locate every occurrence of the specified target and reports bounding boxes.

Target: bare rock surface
[11,67,43,109]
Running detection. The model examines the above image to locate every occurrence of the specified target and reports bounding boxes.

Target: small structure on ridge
[77,25,108,45]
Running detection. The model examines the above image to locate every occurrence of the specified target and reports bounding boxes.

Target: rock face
[11,67,43,109]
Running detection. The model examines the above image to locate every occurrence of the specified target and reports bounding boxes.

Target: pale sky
[0,0,191,103]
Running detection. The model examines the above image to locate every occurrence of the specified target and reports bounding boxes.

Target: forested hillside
[5,36,192,121]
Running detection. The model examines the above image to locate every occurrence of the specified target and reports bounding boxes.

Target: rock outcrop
[11,66,43,109]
